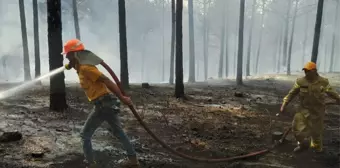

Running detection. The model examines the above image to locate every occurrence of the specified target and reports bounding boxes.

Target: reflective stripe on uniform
[283,96,290,103]
[325,84,332,91]
[293,81,300,89]
[283,81,300,103]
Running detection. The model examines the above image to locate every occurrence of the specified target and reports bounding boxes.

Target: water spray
[0,66,66,100]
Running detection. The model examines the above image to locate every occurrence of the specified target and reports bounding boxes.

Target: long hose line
[101,61,271,162]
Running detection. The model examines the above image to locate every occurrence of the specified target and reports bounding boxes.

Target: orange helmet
[302,61,317,71]
[61,39,85,55]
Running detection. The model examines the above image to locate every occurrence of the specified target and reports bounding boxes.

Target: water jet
[0,66,65,100]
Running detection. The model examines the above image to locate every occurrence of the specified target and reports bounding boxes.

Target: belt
[92,93,117,106]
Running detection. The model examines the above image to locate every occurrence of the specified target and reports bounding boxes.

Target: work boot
[293,142,308,153]
[120,155,140,168]
[310,139,323,153]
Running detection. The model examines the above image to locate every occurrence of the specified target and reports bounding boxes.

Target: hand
[280,104,286,113]
[120,96,133,106]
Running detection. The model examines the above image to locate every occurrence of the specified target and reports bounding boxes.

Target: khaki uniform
[283,76,340,151]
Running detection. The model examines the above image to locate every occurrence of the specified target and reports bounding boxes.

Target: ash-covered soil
[0,74,339,168]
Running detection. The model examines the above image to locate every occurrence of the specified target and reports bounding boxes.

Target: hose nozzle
[64,64,72,70]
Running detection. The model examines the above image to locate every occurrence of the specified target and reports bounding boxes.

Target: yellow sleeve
[324,79,340,101]
[282,80,300,105]
[82,66,103,82]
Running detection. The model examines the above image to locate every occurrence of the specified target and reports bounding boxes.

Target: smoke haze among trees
[0,0,339,83]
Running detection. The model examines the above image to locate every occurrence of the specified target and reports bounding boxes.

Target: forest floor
[0,73,339,168]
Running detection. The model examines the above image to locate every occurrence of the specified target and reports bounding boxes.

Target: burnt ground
[0,74,339,168]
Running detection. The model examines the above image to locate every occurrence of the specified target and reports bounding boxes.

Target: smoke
[0,0,339,84]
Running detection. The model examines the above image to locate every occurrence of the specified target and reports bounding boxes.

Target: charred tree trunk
[287,0,298,75]
[311,0,324,63]
[162,0,165,81]
[47,0,68,111]
[276,27,284,73]
[254,0,266,74]
[246,0,256,76]
[33,0,40,78]
[19,0,31,81]
[302,14,309,65]
[169,0,176,84]
[188,0,195,83]
[72,0,81,39]
[329,0,339,72]
[273,27,281,72]
[218,6,226,78]
[118,0,129,89]
[282,0,292,66]
[236,0,245,85]
[233,34,237,76]
[206,21,210,77]
[175,0,184,98]
[203,0,208,80]
[225,10,229,78]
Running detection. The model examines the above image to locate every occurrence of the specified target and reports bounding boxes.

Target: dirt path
[0,76,339,168]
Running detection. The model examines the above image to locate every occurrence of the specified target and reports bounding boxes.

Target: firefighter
[279,61,340,153]
[62,39,140,168]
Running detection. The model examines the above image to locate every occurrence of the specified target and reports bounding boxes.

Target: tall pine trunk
[236,0,245,85]
[203,0,208,80]
[72,0,81,40]
[47,0,68,111]
[188,0,195,82]
[225,7,229,78]
[311,0,325,63]
[273,27,281,72]
[19,0,31,81]
[276,26,283,73]
[282,0,292,67]
[233,34,237,76]
[169,0,176,84]
[206,22,210,77]
[218,4,226,78]
[175,0,184,98]
[161,0,165,81]
[287,0,298,75]
[246,0,256,76]
[278,26,285,73]
[33,0,40,78]
[329,0,339,72]
[118,0,129,89]
[254,0,266,74]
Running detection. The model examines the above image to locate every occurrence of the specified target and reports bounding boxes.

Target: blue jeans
[80,94,136,164]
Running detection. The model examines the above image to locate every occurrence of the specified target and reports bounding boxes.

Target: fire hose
[100,61,282,162]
